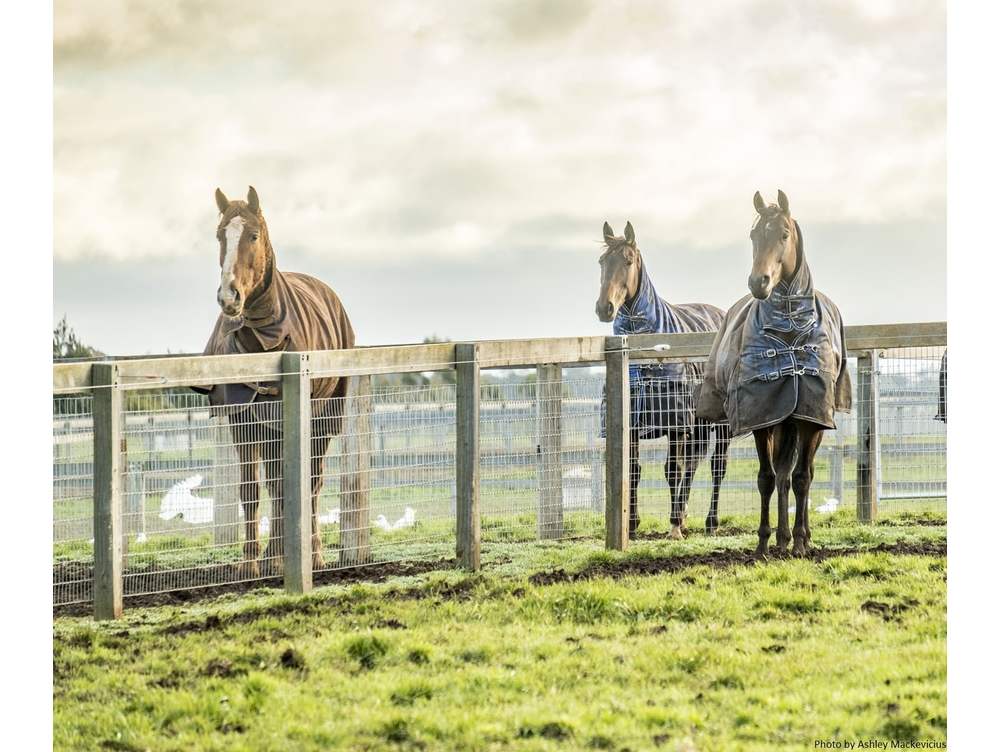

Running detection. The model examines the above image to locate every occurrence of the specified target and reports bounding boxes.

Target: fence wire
[53,395,95,605]
[312,382,457,572]
[52,344,947,608]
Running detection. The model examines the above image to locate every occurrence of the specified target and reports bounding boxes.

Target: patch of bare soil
[527,540,946,586]
[53,558,452,618]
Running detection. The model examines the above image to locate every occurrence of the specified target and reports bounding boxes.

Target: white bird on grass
[159,474,214,524]
[817,497,841,513]
[318,508,341,525]
[374,507,417,532]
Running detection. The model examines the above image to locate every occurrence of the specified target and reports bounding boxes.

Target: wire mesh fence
[53,395,95,606]
[479,370,607,548]
[52,336,947,610]
[312,381,457,572]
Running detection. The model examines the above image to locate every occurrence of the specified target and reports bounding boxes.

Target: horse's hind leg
[310,432,333,570]
[792,421,824,556]
[666,433,686,539]
[706,424,731,535]
[677,427,707,535]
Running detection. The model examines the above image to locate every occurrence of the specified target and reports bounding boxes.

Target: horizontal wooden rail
[53,321,946,392]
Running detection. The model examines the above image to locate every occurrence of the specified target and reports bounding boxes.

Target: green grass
[54,523,945,751]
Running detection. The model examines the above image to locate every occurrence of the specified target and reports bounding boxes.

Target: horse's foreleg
[706,426,730,535]
[676,429,704,535]
[792,422,823,556]
[628,431,641,539]
[773,422,798,553]
[235,441,261,579]
[261,443,284,576]
[753,429,775,557]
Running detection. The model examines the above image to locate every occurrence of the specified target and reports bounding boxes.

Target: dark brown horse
[698,190,851,556]
[198,186,355,577]
[596,221,732,539]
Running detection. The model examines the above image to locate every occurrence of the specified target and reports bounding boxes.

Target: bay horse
[596,221,732,540]
[197,186,355,577]
[697,190,851,557]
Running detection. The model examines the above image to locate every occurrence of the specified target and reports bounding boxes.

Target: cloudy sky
[54,0,945,355]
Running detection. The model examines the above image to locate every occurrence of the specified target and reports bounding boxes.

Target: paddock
[52,322,946,618]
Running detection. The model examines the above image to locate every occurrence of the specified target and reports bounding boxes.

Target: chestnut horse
[198,186,355,577]
[698,190,851,556]
[596,221,732,539]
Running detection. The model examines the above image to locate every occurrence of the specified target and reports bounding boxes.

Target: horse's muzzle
[596,300,615,322]
[218,286,243,317]
[749,274,771,300]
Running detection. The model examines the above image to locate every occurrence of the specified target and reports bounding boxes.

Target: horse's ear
[753,191,766,214]
[247,186,260,215]
[603,221,615,243]
[624,221,636,245]
[777,189,789,215]
[215,188,229,214]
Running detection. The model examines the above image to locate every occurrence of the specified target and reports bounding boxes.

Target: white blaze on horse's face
[219,217,245,316]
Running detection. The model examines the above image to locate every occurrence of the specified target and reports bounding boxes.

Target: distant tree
[53,315,103,360]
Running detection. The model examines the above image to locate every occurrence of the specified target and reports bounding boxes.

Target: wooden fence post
[340,375,372,567]
[856,350,881,522]
[605,336,630,551]
[456,343,481,570]
[213,415,240,546]
[281,352,312,593]
[93,363,124,620]
[536,363,563,539]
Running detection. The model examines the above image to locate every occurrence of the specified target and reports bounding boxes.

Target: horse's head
[214,186,272,318]
[595,221,642,322]
[748,189,798,300]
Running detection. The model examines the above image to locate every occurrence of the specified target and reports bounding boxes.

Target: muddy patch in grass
[528,540,945,586]
[54,558,451,617]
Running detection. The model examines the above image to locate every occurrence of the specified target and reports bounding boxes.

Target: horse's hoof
[753,548,769,561]
[237,560,260,580]
[312,551,326,570]
[260,555,284,577]
[792,542,809,557]
[669,526,684,541]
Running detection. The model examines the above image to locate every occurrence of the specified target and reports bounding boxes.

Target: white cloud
[54,0,944,270]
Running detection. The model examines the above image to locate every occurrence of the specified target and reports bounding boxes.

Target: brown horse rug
[196,255,355,417]
[696,231,851,437]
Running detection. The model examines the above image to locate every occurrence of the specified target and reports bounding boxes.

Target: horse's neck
[780,224,800,284]
[630,255,666,309]
[243,249,281,323]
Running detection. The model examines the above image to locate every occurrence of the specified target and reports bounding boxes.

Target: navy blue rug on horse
[602,264,724,438]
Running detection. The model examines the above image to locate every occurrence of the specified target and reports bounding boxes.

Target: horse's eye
[251,233,259,242]
[782,233,789,241]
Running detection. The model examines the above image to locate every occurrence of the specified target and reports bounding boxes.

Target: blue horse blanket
[608,265,725,438]
[696,236,852,437]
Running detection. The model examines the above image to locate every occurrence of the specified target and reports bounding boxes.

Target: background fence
[52,323,946,617]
